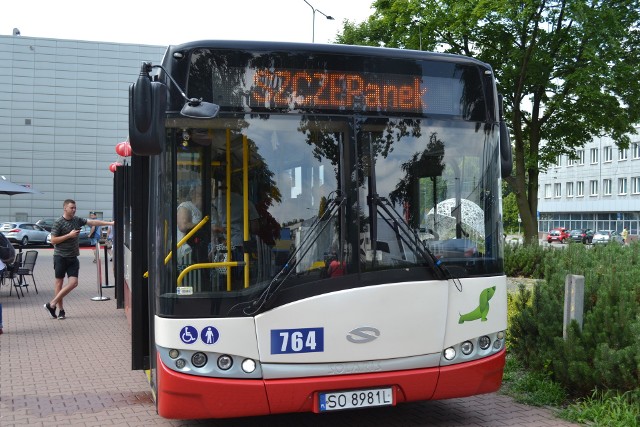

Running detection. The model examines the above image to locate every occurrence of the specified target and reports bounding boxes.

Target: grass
[500,355,567,407]
[558,390,640,427]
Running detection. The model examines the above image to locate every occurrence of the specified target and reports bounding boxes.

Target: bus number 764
[270,328,325,354]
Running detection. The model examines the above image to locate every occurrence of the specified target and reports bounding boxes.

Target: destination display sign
[250,69,427,113]
[208,66,472,116]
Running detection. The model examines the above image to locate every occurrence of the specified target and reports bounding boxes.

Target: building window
[567,157,575,166]
[577,181,584,197]
[603,146,613,162]
[632,177,640,194]
[554,183,561,198]
[633,142,640,159]
[544,183,552,198]
[619,148,628,161]
[590,148,598,164]
[619,178,628,195]
[566,182,574,197]
[603,178,612,196]
[553,155,561,167]
[590,180,598,196]
[577,150,585,165]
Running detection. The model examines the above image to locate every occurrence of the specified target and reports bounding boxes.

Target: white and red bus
[115,40,512,419]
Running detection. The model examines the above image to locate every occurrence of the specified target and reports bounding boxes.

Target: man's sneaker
[58,310,66,320]
[44,303,57,319]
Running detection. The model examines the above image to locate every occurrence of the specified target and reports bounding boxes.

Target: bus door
[170,117,350,296]
[129,155,152,374]
[170,127,276,294]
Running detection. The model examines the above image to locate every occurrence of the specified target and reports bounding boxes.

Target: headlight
[443,347,456,360]
[478,336,491,350]
[241,359,256,373]
[217,355,233,370]
[192,352,207,368]
[460,341,473,355]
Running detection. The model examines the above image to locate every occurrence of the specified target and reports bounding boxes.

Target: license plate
[319,387,394,412]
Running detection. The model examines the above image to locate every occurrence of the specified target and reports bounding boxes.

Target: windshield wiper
[374,195,452,283]
[239,191,346,315]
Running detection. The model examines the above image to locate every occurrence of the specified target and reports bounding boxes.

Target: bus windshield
[154,113,503,318]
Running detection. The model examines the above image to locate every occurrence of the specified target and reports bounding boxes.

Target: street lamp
[412,19,423,50]
[303,0,334,43]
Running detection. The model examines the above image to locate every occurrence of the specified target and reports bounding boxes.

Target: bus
[117,40,512,419]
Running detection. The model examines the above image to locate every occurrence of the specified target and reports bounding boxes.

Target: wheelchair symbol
[180,326,198,344]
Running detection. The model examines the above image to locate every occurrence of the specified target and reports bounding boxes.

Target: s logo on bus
[346,327,380,344]
[458,286,496,324]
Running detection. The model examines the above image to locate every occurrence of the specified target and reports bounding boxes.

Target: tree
[502,191,520,233]
[336,0,640,244]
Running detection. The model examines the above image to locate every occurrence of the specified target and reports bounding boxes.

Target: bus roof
[165,40,493,71]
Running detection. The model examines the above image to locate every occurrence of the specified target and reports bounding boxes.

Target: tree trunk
[507,102,541,245]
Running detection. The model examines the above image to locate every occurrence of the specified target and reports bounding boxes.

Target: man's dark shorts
[53,255,80,279]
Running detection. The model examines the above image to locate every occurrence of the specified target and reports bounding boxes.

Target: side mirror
[129,77,167,156]
[497,94,512,178]
[499,120,513,178]
[128,61,220,156]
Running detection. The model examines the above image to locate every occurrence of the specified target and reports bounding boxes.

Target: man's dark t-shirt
[51,216,88,257]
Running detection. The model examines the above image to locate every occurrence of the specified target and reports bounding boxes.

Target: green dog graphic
[458,286,496,323]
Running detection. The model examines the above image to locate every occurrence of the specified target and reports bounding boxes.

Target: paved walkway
[0,248,580,426]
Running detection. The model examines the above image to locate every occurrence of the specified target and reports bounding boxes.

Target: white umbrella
[425,198,484,239]
[0,176,42,195]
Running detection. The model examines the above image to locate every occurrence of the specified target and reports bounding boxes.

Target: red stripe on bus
[156,350,505,419]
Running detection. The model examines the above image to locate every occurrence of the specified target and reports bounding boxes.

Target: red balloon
[109,162,122,173]
[115,141,132,157]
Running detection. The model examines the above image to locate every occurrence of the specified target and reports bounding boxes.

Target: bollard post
[563,274,584,339]
[102,245,114,288]
[91,241,110,301]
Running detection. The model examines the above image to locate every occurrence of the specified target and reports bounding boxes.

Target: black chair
[0,266,19,299]
[17,250,38,294]
[2,257,22,298]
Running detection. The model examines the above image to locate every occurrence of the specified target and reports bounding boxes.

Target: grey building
[537,125,640,235]
[0,34,165,221]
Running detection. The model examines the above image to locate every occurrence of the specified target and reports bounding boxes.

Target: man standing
[44,199,114,320]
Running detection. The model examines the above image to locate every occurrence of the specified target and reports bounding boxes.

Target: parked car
[547,227,570,244]
[425,238,479,260]
[46,225,93,247]
[569,229,594,244]
[592,230,623,245]
[0,222,50,246]
[36,218,57,231]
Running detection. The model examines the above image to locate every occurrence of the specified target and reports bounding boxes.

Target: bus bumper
[156,350,505,419]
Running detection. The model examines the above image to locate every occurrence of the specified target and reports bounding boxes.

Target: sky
[2,0,375,47]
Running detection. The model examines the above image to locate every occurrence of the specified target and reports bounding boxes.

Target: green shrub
[508,242,640,397]
[504,242,547,278]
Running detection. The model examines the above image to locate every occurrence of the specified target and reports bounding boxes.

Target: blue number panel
[270,328,324,354]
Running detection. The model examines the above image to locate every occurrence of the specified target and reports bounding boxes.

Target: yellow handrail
[177,261,246,286]
[143,215,210,278]
[226,129,232,290]
[243,134,250,288]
